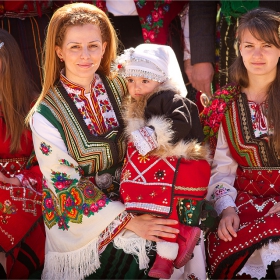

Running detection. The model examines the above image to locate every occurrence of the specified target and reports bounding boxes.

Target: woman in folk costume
[0,29,45,279]
[117,43,211,279]
[27,3,182,280]
[201,7,280,279]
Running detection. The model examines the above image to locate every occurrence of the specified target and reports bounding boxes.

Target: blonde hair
[27,2,118,122]
[0,29,37,153]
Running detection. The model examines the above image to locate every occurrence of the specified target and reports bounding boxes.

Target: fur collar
[122,94,210,161]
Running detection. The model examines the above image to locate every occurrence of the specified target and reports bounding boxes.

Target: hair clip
[0,42,4,49]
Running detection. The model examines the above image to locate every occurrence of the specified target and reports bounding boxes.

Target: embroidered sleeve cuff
[14,174,24,184]
[131,126,158,156]
[215,195,236,216]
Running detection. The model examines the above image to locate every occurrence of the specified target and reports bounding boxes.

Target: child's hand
[264,202,280,217]
[218,207,239,242]
[131,126,158,156]
[0,172,21,186]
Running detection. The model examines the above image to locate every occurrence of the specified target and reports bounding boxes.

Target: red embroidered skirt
[206,166,280,279]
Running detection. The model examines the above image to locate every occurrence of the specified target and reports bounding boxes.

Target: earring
[60,58,63,62]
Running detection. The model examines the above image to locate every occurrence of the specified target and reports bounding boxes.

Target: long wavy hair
[0,29,37,153]
[229,7,280,154]
[26,2,119,123]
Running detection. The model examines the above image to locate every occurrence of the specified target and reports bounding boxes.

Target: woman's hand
[265,202,280,217]
[0,172,21,186]
[218,207,240,242]
[125,214,179,242]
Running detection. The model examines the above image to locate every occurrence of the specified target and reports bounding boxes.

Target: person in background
[117,43,211,279]
[185,0,280,102]
[27,3,180,279]
[201,7,280,279]
[0,0,53,90]
[0,28,45,279]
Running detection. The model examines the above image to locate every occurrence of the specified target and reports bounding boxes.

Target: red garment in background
[0,109,45,279]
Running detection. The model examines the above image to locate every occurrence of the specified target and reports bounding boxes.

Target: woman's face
[239,29,280,79]
[55,23,107,86]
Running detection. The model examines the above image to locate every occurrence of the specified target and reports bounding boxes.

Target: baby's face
[126,76,160,100]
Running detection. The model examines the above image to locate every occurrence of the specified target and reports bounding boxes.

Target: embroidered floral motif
[40,142,52,155]
[59,159,84,176]
[200,84,240,155]
[50,171,77,192]
[0,200,17,224]
[121,170,131,181]
[211,184,231,200]
[42,177,110,230]
[62,74,119,136]
[138,1,171,43]
[248,101,269,137]
[154,169,166,181]
[138,154,150,163]
[95,83,106,96]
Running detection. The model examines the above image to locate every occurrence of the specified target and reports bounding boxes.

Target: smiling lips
[78,63,95,68]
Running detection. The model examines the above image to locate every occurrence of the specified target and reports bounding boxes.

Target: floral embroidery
[138,1,171,43]
[138,154,150,163]
[182,199,197,225]
[211,184,231,200]
[248,101,269,137]
[95,83,106,96]
[50,171,77,192]
[62,74,119,136]
[59,159,84,176]
[0,200,17,224]
[121,170,131,181]
[154,169,166,181]
[200,84,240,155]
[40,142,52,155]
[42,177,110,230]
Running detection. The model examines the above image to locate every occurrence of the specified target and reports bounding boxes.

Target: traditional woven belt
[0,157,29,163]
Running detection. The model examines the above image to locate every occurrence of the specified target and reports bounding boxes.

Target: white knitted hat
[116,43,187,97]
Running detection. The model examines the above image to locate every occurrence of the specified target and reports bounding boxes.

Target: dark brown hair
[229,7,280,154]
[0,29,37,153]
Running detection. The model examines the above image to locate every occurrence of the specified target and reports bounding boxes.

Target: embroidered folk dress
[0,106,45,278]
[30,72,158,280]
[201,84,280,279]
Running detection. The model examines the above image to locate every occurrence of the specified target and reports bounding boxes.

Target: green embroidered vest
[37,74,127,176]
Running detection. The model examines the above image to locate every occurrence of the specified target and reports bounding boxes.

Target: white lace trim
[113,229,153,270]
[215,195,236,215]
[131,127,158,156]
[238,240,280,279]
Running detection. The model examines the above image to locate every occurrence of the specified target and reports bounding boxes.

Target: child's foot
[174,224,201,268]
[148,254,174,279]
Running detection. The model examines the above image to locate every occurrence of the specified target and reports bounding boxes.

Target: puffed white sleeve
[206,125,238,215]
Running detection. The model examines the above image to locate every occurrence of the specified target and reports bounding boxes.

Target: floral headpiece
[0,42,4,50]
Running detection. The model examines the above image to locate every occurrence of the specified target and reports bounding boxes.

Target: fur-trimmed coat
[122,89,209,160]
